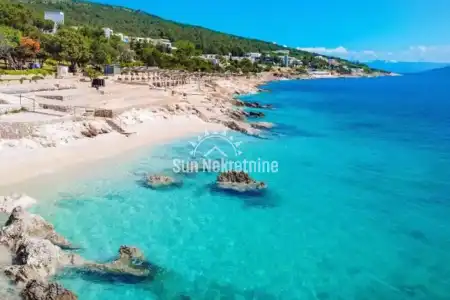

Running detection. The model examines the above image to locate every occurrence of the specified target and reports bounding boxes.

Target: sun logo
[189,130,243,158]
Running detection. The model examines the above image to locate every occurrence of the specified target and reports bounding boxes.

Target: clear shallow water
[31,74,450,299]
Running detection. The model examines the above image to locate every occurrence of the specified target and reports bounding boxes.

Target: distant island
[367,60,450,74]
[0,0,388,76]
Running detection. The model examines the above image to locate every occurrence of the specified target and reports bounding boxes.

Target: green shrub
[84,67,103,79]
[0,69,53,76]
[5,107,28,114]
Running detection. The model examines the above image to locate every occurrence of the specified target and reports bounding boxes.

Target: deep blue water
[32,73,450,299]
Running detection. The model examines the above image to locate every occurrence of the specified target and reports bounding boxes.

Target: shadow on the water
[56,267,154,285]
[57,268,279,299]
[209,183,279,208]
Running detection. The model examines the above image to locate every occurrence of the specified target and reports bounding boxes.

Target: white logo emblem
[189,130,243,158]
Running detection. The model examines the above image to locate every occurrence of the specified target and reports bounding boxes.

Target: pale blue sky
[94,0,450,62]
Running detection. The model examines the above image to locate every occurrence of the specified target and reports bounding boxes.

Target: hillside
[14,0,372,69]
[419,66,450,76]
[15,0,296,55]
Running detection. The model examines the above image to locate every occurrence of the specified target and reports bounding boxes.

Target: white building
[201,54,219,65]
[103,28,113,39]
[131,37,146,42]
[316,56,329,62]
[44,11,64,33]
[202,54,218,60]
[155,39,172,48]
[245,52,262,59]
[114,32,124,41]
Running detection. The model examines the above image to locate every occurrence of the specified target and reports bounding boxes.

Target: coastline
[0,71,391,192]
[0,72,389,192]
[0,116,224,192]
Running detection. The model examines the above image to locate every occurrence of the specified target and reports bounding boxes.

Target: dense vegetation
[0,0,376,74]
[18,0,302,56]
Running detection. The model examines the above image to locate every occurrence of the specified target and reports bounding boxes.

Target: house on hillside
[114,32,124,41]
[155,39,172,48]
[44,11,64,33]
[201,54,219,65]
[103,28,113,39]
[328,58,340,66]
[245,52,262,63]
[131,37,146,42]
[316,56,329,62]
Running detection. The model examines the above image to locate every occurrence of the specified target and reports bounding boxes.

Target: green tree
[0,25,21,69]
[55,28,91,70]
[141,46,161,67]
[173,40,197,59]
[91,41,118,65]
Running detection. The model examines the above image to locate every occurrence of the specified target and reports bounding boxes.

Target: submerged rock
[216,171,266,193]
[21,280,77,300]
[146,175,179,189]
[247,111,265,118]
[250,122,275,130]
[85,246,162,280]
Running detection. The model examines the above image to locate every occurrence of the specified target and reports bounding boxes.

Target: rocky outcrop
[80,121,112,138]
[1,208,84,285]
[21,280,77,300]
[250,122,274,130]
[0,194,37,214]
[222,120,260,137]
[216,171,266,193]
[1,207,76,250]
[4,238,83,285]
[227,109,247,121]
[146,175,179,189]
[85,246,162,280]
[247,111,265,118]
[234,100,273,109]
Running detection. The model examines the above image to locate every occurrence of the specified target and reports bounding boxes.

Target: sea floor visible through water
[21,75,450,299]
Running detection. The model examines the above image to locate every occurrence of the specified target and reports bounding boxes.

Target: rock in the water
[250,122,274,130]
[233,100,272,109]
[1,207,75,250]
[0,194,37,214]
[227,109,247,121]
[146,174,178,189]
[4,237,84,284]
[247,111,265,118]
[222,120,260,137]
[85,246,162,279]
[216,171,266,193]
[21,280,77,300]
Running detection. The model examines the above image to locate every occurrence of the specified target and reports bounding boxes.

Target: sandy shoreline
[0,115,223,191]
[0,73,270,192]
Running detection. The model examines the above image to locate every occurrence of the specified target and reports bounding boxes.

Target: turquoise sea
[31,73,450,299]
